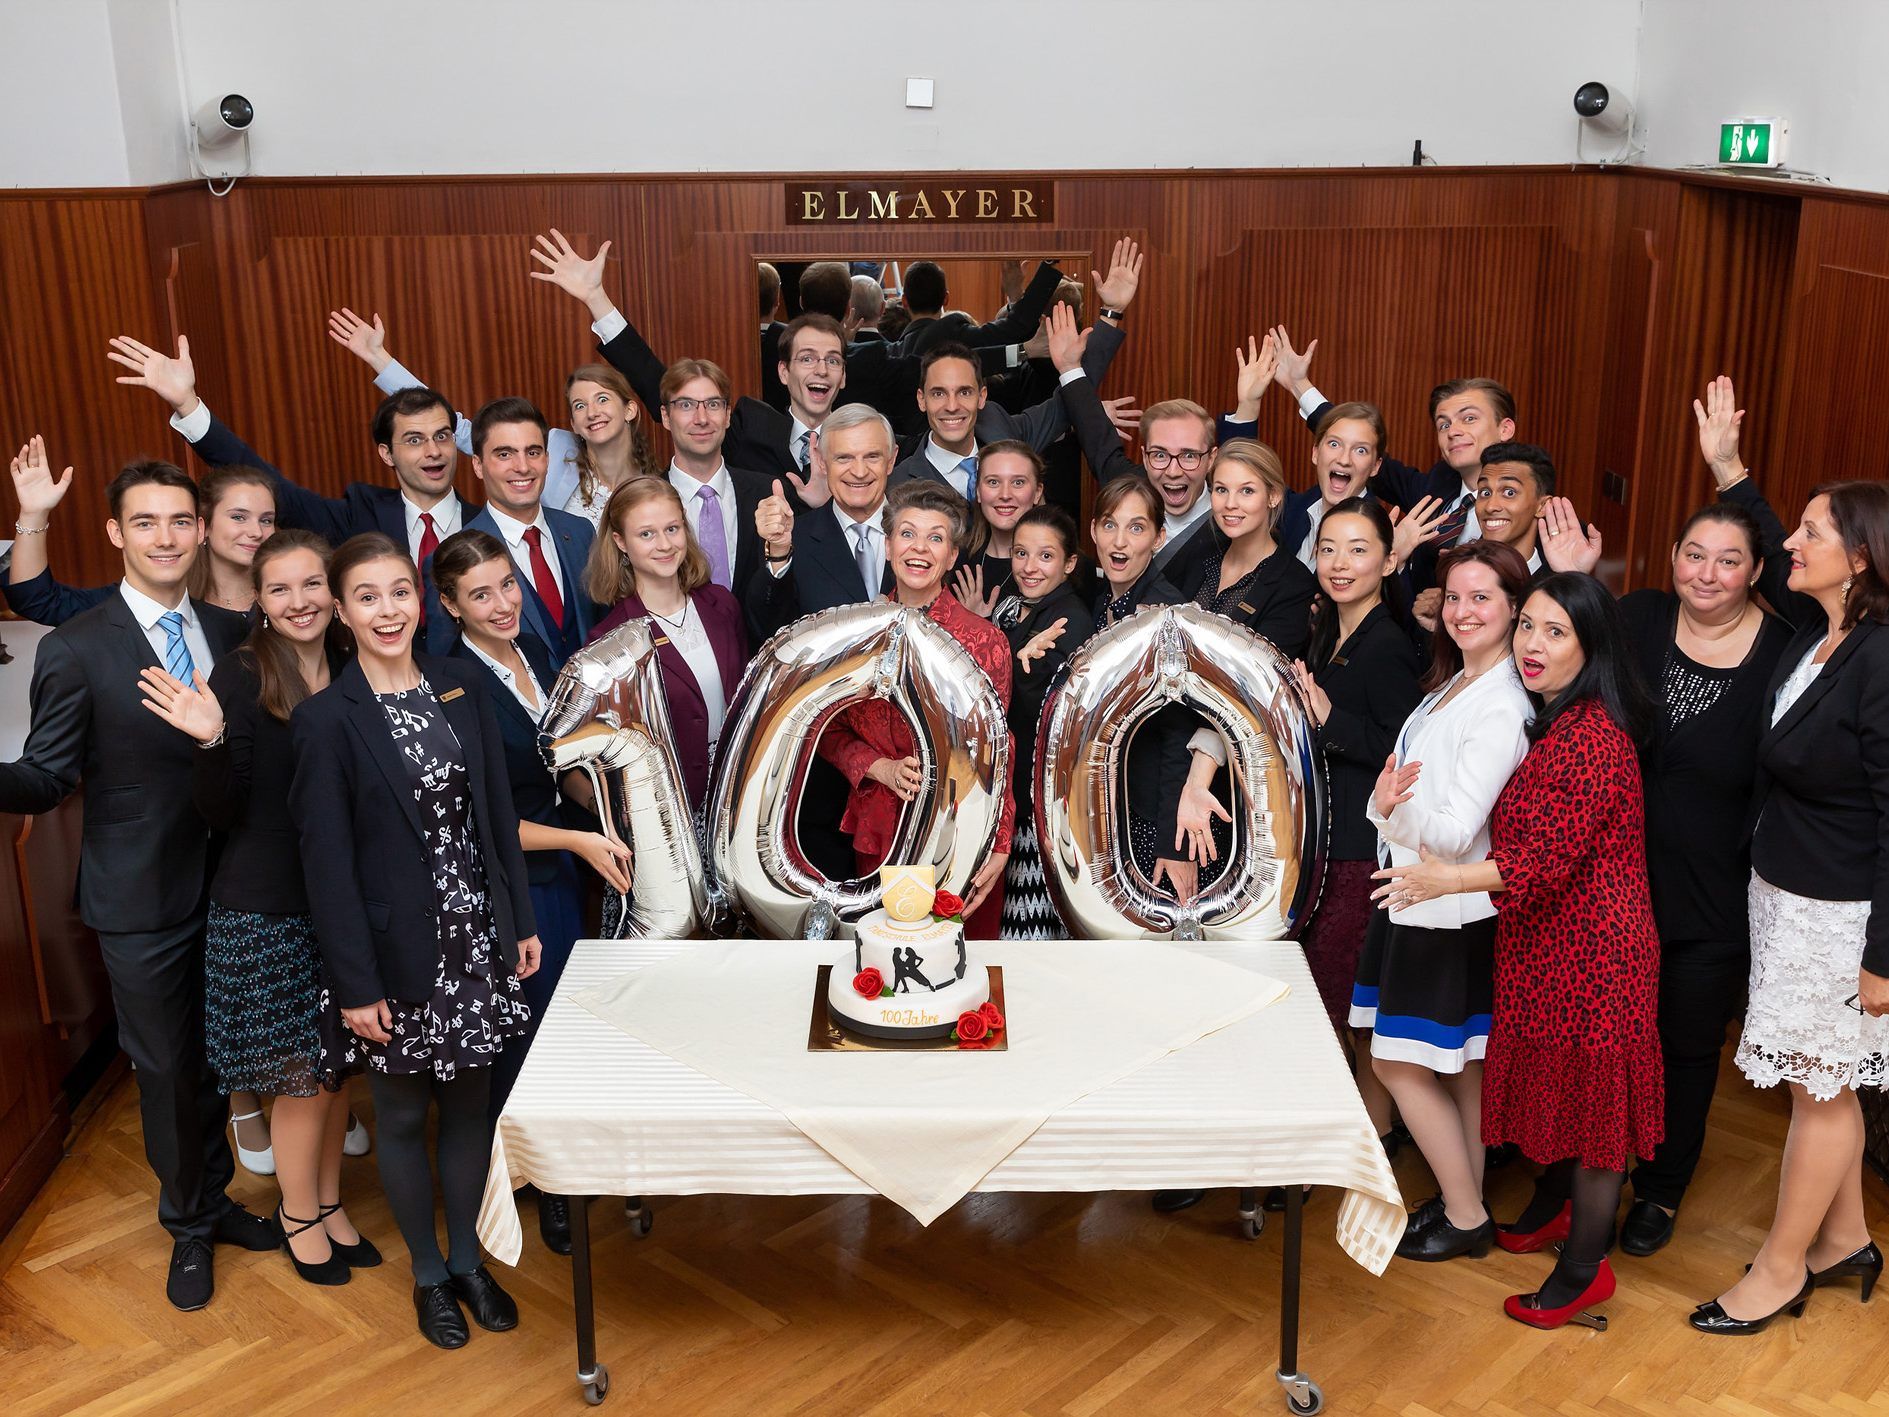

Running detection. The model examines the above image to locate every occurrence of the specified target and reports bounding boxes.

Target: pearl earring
[1844,574,1855,597]
[261,613,270,629]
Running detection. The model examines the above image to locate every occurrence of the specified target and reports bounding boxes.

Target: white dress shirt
[486,504,569,596]
[1296,498,1332,571]
[463,637,549,724]
[404,492,463,563]
[834,501,886,593]
[1165,494,1212,545]
[670,462,740,570]
[656,601,729,749]
[923,437,978,498]
[121,580,215,679]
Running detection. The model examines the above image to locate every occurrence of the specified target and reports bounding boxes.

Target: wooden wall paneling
[0,812,66,1242]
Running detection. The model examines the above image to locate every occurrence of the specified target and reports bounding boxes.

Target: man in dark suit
[893,259,1062,360]
[0,461,277,1310]
[758,261,788,412]
[656,357,774,605]
[847,273,887,343]
[434,398,598,664]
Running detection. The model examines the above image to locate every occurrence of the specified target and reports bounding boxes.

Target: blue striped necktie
[955,455,977,499]
[159,610,197,685]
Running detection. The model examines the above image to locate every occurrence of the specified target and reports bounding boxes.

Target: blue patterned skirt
[205,904,360,1097]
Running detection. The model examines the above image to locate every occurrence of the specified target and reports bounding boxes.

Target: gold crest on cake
[879,864,936,924]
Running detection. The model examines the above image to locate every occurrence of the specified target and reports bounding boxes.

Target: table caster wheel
[1277,1372,1321,1415]
[1240,1215,1263,1241]
[632,1208,653,1238]
[580,1364,610,1405]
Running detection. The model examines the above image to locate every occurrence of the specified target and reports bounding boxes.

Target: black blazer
[716,464,776,605]
[1175,542,1318,661]
[1312,604,1424,860]
[1001,582,1096,806]
[194,645,348,915]
[0,592,249,933]
[446,631,571,888]
[289,655,536,1008]
[742,504,895,642]
[1748,618,1889,975]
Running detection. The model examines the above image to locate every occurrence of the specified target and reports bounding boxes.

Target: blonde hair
[585,476,709,606]
[566,363,656,513]
[1212,438,1289,531]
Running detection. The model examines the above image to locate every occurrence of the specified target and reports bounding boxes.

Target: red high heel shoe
[1504,1257,1616,1331]
[1496,1201,1572,1254]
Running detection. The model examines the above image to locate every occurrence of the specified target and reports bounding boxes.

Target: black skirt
[1348,910,1495,1074]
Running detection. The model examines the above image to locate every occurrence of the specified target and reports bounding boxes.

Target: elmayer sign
[785,182,1054,225]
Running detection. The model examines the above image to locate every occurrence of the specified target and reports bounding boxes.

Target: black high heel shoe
[1689,1270,1813,1334]
[317,1202,381,1268]
[276,1206,350,1286]
[1811,1241,1883,1301]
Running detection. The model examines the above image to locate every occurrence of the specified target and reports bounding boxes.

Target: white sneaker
[343,1113,372,1157]
[229,1109,275,1176]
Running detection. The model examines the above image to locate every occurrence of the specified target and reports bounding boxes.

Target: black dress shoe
[214,1201,283,1252]
[167,1238,215,1311]
[1690,1271,1813,1334]
[1397,1215,1495,1262]
[1151,1189,1206,1213]
[1404,1193,1446,1237]
[317,1204,381,1268]
[1484,1142,1518,1170]
[1811,1241,1883,1301]
[539,1193,573,1255]
[1619,1198,1676,1257]
[276,1206,350,1287]
[449,1264,519,1332]
[414,1283,470,1349]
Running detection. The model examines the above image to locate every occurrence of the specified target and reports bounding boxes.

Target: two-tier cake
[824,866,990,1040]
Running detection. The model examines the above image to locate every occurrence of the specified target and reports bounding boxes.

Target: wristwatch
[1099,306,1127,323]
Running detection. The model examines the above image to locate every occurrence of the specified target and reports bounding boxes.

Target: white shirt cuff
[1186,727,1228,767]
[170,401,212,442]
[1297,386,1327,420]
[592,308,628,343]
[767,558,791,578]
[1057,367,1087,387]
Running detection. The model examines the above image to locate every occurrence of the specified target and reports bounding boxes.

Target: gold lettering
[836,189,858,220]
[1012,188,1036,218]
[869,189,899,220]
[800,189,825,222]
[976,189,998,218]
[909,190,936,220]
[943,189,964,218]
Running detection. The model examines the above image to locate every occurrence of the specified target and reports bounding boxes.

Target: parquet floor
[2,1056,1885,1416]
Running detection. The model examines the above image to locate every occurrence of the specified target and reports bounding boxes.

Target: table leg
[1273,1185,1322,1414]
[571,1196,609,1405]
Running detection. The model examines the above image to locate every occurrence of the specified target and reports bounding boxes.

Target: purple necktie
[697,483,731,589]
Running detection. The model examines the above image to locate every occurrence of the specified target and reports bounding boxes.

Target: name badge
[438,687,465,702]
[651,635,671,647]
[1237,601,1257,616]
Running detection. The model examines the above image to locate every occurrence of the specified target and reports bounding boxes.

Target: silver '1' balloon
[1036,603,1324,940]
[539,618,709,938]
[704,600,1009,939]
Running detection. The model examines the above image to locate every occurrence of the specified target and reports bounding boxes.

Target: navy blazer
[426,506,598,664]
[742,505,895,643]
[0,569,113,626]
[446,631,570,887]
[289,654,535,1008]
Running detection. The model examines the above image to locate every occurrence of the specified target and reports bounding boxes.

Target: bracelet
[13,522,47,537]
[764,551,793,563]
[197,728,226,749]
[1099,306,1126,323]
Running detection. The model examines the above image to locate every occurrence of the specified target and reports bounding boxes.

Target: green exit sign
[1719,117,1788,168]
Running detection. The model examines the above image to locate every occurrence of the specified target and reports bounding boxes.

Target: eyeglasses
[790,352,845,372]
[665,396,730,415]
[1144,448,1208,471]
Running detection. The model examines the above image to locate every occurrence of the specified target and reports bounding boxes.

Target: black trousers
[97,917,235,1242]
[1630,936,1748,1209]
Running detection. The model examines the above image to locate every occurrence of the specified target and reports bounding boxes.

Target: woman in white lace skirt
[1693,480,1889,1335]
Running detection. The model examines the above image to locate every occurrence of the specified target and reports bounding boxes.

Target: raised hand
[1093,237,1144,313]
[1045,302,1088,375]
[1017,617,1068,674]
[1693,374,1747,488]
[1268,325,1318,399]
[107,334,199,416]
[528,229,614,320]
[999,258,1026,307]
[1101,395,1143,440]
[782,429,831,508]
[1372,753,1421,818]
[1232,334,1279,420]
[1391,494,1449,565]
[9,436,74,521]
[326,308,391,373]
[1538,496,1603,574]
[138,666,226,745]
[756,478,796,558]
[952,562,995,617]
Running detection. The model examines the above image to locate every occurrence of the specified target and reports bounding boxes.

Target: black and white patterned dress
[364,684,530,1080]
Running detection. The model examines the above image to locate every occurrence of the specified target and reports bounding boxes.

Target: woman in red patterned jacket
[1373,571,1663,1332]
[818,479,1014,925]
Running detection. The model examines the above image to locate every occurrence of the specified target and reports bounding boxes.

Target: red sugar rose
[853,967,885,999]
[978,1001,1005,1032]
[933,890,965,919]
[956,1010,988,1042]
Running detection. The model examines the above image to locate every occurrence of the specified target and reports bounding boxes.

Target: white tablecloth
[478,939,1404,1273]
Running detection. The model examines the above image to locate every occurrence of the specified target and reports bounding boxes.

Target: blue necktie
[956,455,977,499]
[159,610,197,685]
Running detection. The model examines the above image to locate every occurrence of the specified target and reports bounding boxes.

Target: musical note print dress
[364,682,529,1080]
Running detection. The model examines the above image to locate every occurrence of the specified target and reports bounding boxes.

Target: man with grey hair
[847,274,887,342]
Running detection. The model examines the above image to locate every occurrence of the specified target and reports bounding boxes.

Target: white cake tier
[829,909,988,1038]
[852,910,966,990]
[826,960,991,1040]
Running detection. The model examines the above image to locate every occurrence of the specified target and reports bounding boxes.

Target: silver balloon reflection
[704,601,1009,939]
[539,619,709,938]
[1036,604,1325,940]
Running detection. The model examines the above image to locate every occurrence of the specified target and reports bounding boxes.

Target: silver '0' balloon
[539,618,709,938]
[704,600,1009,939]
[1035,603,1324,940]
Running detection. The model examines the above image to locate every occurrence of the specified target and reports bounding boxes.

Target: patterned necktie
[1436,491,1476,547]
[853,523,876,596]
[159,610,197,685]
[417,510,440,565]
[795,431,811,473]
[955,455,977,499]
[522,526,566,630]
[696,484,731,589]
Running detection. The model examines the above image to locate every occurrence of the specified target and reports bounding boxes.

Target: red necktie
[522,526,565,630]
[417,510,440,565]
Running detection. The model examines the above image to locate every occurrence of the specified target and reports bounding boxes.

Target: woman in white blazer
[1352,540,1534,1262]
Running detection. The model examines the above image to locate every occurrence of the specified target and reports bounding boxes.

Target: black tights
[368,1069,493,1286]
[1514,1158,1624,1308]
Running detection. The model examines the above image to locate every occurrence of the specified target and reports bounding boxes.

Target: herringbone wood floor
[2,1056,1885,1416]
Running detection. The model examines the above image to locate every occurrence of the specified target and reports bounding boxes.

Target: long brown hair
[186,465,275,601]
[585,476,709,606]
[1813,480,1889,629]
[241,528,341,722]
[1420,540,1532,692]
[567,363,655,511]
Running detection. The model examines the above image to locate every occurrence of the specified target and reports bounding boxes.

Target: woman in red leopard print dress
[1375,572,1663,1332]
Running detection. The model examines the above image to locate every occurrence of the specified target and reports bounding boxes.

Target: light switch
[905,77,935,109]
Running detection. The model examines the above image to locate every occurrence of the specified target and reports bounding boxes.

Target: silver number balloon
[1036,603,1324,940]
[704,601,1009,938]
[539,618,709,938]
